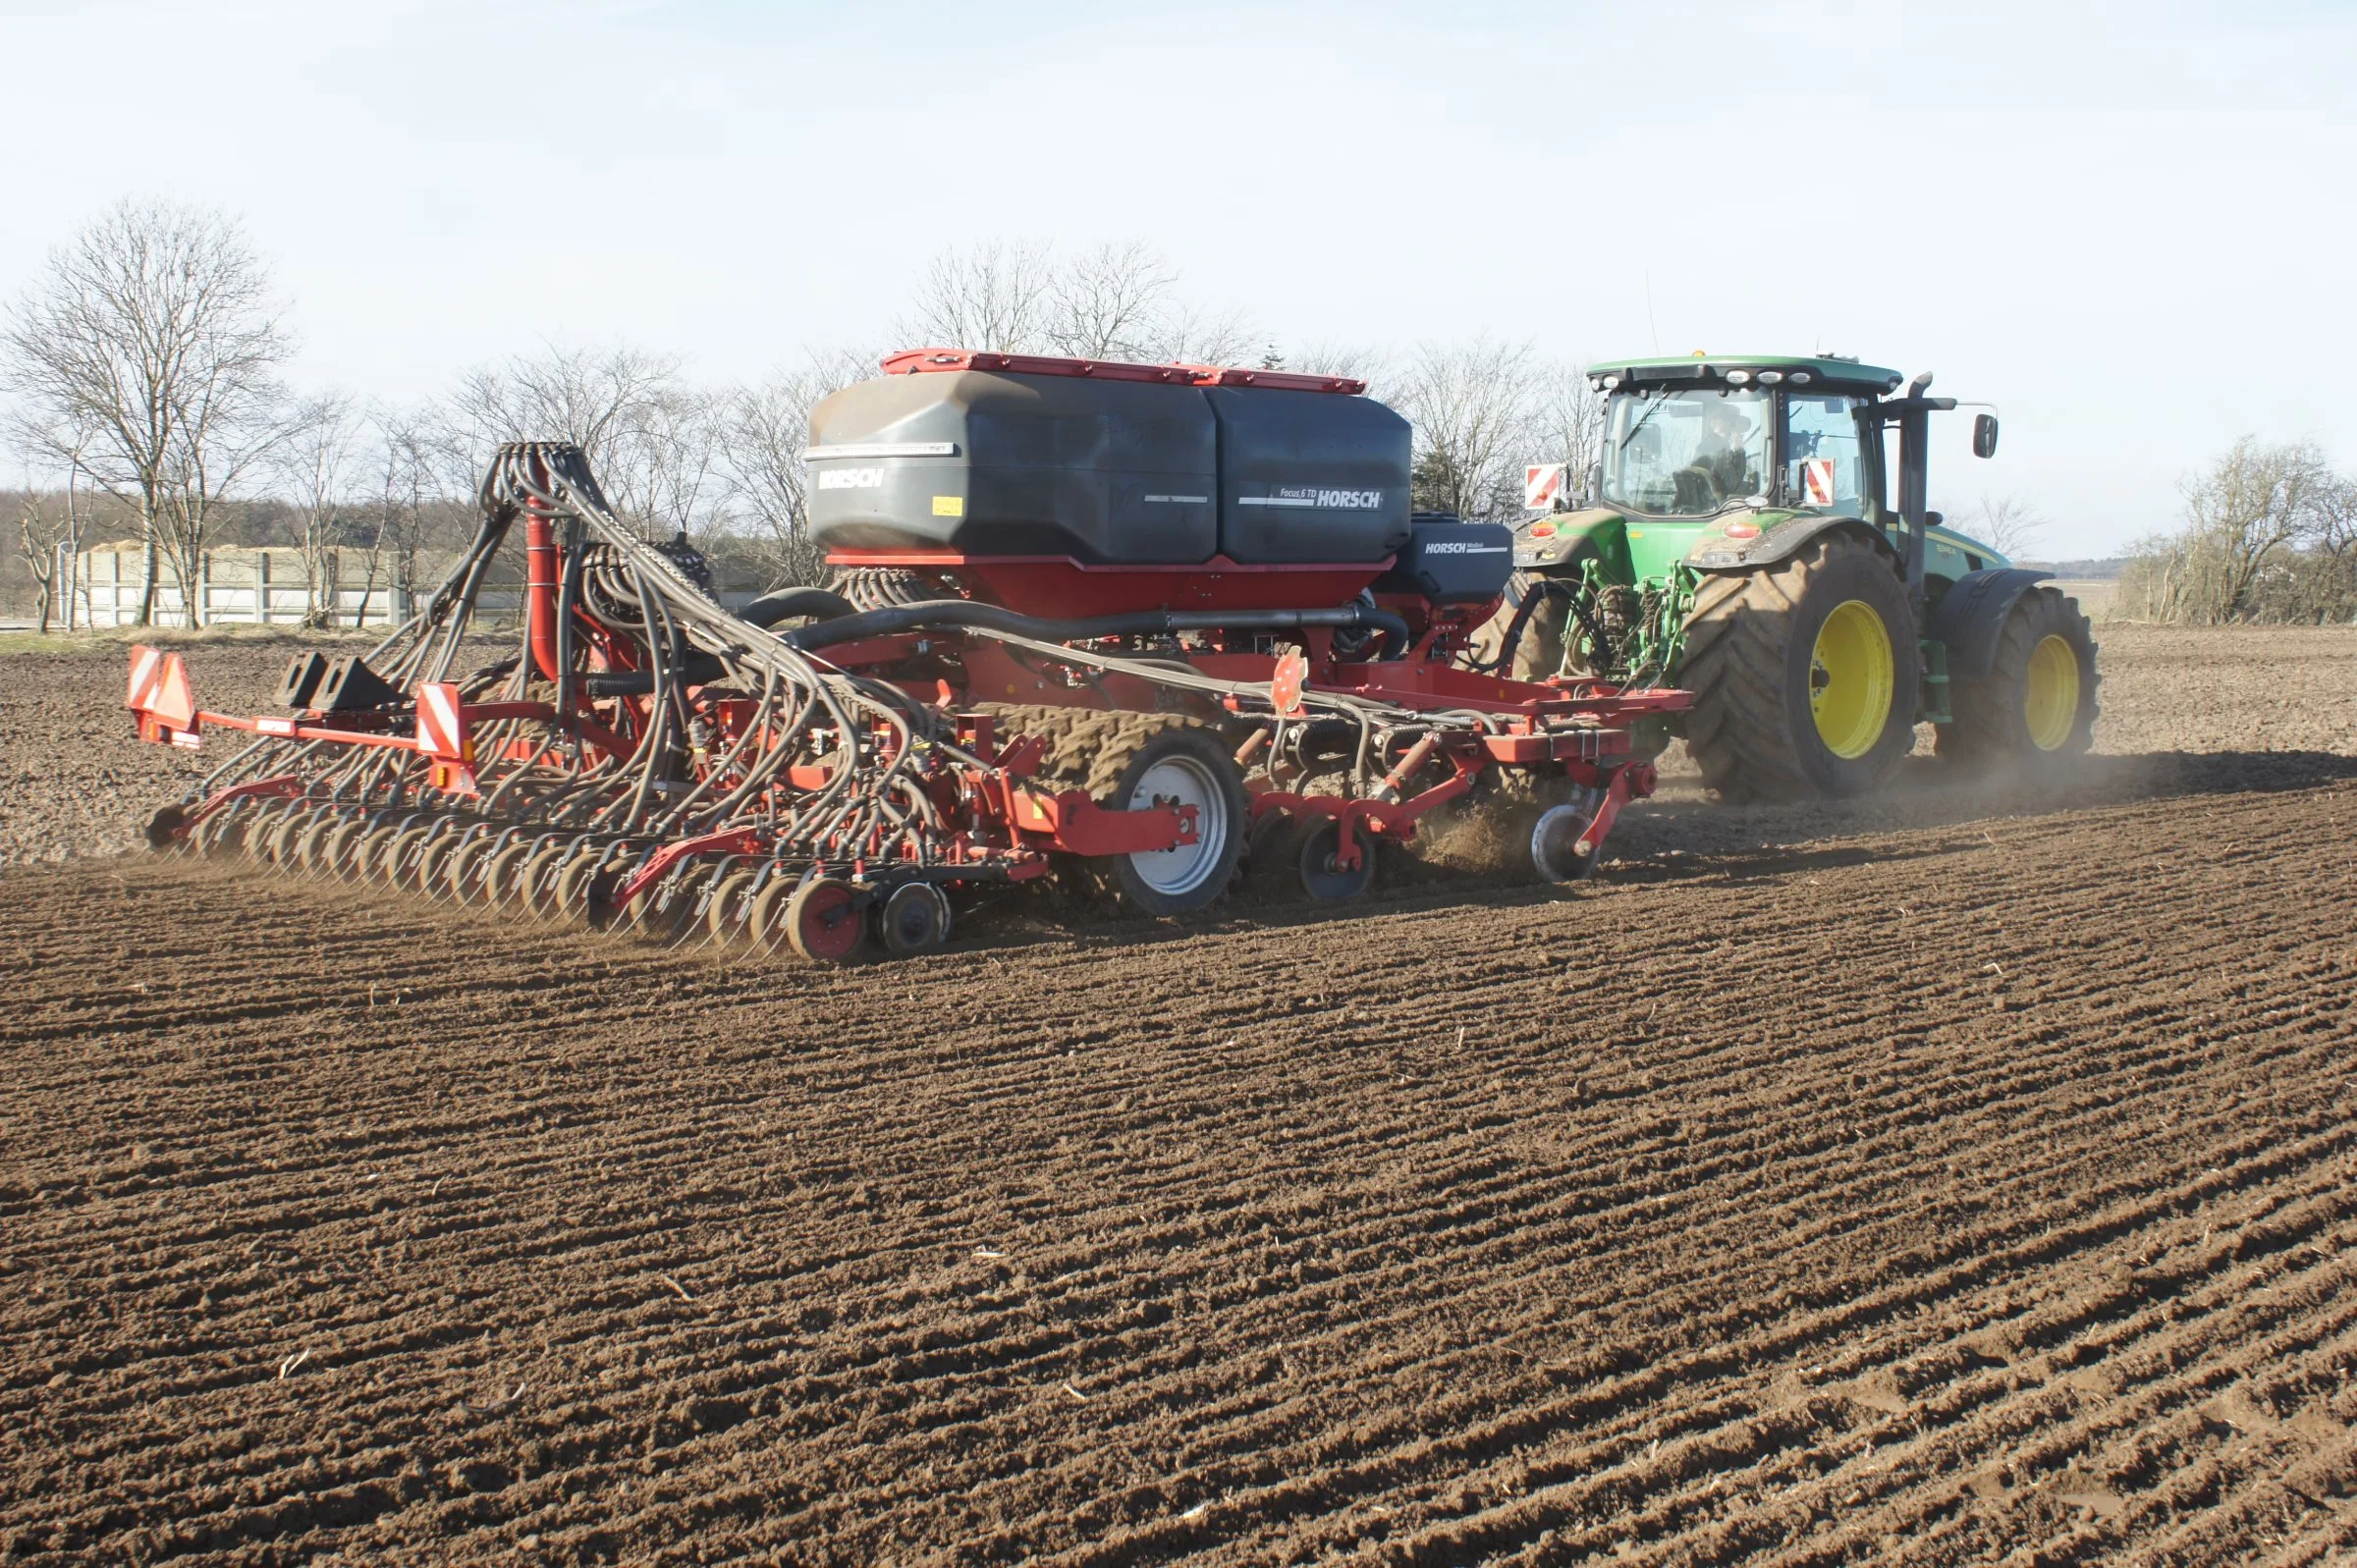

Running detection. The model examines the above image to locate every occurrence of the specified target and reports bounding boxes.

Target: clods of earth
[1,623,2354,1564]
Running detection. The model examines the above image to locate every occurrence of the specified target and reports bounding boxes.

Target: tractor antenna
[1644,269,1661,352]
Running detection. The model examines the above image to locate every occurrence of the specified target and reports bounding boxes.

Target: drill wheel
[748,875,868,963]
[444,836,493,904]
[143,805,188,851]
[1530,787,1609,884]
[784,877,868,964]
[703,867,760,946]
[512,838,575,918]
[1295,813,1377,901]
[551,856,606,927]
[319,817,367,880]
[876,883,953,957]
[477,838,537,911]
[191,803,247,858]
[376,824,429,888]
[292,816,337,875]
[254,806,301,868]
[411,833,461,898]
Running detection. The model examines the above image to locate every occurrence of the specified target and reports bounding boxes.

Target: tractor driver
[1677,398,1762,510]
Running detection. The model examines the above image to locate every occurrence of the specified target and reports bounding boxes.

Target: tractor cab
[1596,359,1877,520]
[1576,354,2001,581]
[1517,354,2015,623]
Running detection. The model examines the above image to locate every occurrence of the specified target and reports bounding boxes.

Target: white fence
[71,544,519,629]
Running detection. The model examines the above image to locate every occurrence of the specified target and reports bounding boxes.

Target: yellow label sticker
[932,495,964,517]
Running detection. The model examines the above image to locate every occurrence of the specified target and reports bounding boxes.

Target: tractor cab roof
[1587,354,1904,396]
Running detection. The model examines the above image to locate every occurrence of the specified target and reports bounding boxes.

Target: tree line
[6,201,2349,629]
[1,205,1617,629]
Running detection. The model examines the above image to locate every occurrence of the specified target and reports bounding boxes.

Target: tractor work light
[1790,371,1813,385]
[1756,371,1782,385]
[1725,370,1753,385]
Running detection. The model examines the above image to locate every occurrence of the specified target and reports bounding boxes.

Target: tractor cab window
[1601,388,1771,516]
[1783,395,1867,515]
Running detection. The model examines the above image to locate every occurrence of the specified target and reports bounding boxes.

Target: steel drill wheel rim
[1123,754,1233,898]
[2024,633,2081,751]
[1808,599,1895,761]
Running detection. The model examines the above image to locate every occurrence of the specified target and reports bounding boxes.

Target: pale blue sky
[2,0,2351,554]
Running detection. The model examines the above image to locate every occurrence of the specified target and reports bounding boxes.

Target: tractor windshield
[1602,388,1771,516]
[1784,394,1869,514]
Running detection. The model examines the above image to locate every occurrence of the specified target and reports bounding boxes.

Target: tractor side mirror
[1585,462,1603,505]
[1972,413,2000,460]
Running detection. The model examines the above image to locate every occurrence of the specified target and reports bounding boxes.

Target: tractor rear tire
[1937,587,2099,779]
[1680,531,1917,801]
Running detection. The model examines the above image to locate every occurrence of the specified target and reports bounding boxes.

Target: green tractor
[1491,353,2100,800]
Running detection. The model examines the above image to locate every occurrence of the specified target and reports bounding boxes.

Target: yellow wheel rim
[2024,633,2081,751]
[1809,599,1895,760]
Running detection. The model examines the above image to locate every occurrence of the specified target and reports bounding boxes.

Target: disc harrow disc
[411,835,459,897]
[704,868,759,946]
[321,818,365,879]
[293,817,335,874]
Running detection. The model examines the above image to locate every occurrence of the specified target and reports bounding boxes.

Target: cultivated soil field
[3,623,2355,1565]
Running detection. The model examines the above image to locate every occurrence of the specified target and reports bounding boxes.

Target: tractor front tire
[1937,587,2099,779]
[1680,531,1917,801]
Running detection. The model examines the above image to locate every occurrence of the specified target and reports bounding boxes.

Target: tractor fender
[1511,508,1625,574]
[1688,514,1896,574]
[1925,568,2055,679]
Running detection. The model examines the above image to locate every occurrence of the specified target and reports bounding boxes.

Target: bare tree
[897,242,1055,353]
[439,344,723,541]
[899,241,1256,365]
[10,424,97,628]
[1283,343,1394,389]
[602,385,726,545]
[1151,300,1258,367]
[1045,242,1176,359]
[274,392,362,626]
[1535,361,1608,508]
[2180,437,2333,622]
[1396,338,1540,521]
[0,200,291,625]
[1967,495,2047,561]
[15,492,69,632]
[355,410,454,624]
[2117,438,2345,623]
[717,350,870,588]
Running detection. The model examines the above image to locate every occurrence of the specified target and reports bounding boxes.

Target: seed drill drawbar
[126,350,1690,963]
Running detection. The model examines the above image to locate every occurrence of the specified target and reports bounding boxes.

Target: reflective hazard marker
[1524,463,1566,512]
[414,681,480,795]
